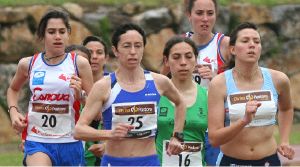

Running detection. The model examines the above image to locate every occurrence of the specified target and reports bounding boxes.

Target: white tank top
[26,52,80,143]
[187,32,225,88]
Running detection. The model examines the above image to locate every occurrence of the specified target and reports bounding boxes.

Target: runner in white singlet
[7,9,93,166]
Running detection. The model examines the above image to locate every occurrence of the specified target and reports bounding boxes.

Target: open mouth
[178,70,189,73]
[247,51,255,55]
[128,58,138,62]
[53,42,63,47]
[200,25,209,29]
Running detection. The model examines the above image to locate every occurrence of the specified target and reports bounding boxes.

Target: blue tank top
[224,67,278,127]
[102,71,160,138]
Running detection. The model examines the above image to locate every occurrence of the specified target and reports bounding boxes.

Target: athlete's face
[113,30,144,69]
[166,42,196,81]
[231,28,262,64]
[44,18,69,56]
[187,0,216,36]
[85,41,106,73]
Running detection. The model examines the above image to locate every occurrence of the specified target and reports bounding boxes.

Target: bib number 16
[178,154,191,167]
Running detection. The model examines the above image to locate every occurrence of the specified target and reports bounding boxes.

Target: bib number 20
[42,115,57,128]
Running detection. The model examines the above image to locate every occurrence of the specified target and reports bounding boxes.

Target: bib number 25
[128,116,143,129]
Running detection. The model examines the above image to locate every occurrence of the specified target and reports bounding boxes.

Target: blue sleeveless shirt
[102,71,160,138]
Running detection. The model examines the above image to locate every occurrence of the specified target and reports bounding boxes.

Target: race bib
[228,90,277,127]
[112,101,157,138]
[162,140,203,167]
[28,102,72,138]
[193,63,214,87]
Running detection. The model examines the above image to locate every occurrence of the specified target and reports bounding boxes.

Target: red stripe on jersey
[21,113,29,140]
[73,100,81,124]
[216,34,225,74]
[28,53,39,78]
[70,52,79,76]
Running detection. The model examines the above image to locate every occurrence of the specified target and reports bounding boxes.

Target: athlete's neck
[172,77,197,107]
[233,64,261,82]
[192,32,214,46]
[92,70,104,83]
[115,67,144,84]
[172,77,195,93]
[44,52,65,63]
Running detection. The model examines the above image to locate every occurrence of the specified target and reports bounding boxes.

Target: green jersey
[156,84,208,166]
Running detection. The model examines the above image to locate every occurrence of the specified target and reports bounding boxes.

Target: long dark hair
[37,9,71,41]
[163,36,198,59]
[185,0,218,15]
[224,22,259,69]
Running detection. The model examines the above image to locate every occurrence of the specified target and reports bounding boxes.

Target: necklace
[44,53,65,61]
[233,67,260,80]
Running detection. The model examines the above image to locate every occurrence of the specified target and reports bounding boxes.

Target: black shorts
[219,153,281,166]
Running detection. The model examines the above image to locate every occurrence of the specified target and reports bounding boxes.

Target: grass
[0,0,299,7]
[0,152,23,166]
[274,123,300,145]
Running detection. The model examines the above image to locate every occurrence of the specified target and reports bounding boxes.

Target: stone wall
[1,2,300,117]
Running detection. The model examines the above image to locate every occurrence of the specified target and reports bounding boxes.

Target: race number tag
[28,102,72,138]
[193,64,213,87]
[228,90,276,127]
[112,101,157,138]
[162,140,203,167]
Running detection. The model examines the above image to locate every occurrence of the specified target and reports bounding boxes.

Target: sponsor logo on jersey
[126,130,152,138]
[32,87,70,101]
[229,91,271,104]
[58,74,71,81]
[145,93,157,96]
[159,107,168,117]
[203,56,213,63]
[32,71,46,85]
[32,103,69,114]
[115,104,155,115]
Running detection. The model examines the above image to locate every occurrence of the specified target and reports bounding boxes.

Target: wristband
[8,106,19,113]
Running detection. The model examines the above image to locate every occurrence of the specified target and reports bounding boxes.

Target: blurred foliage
[0,0,299,7]
[0,0,181,7]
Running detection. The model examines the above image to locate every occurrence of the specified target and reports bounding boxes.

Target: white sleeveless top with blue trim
[224,67,278,127]
[27,52,80,143]
[186,32,226,88]
[102,71,161,138]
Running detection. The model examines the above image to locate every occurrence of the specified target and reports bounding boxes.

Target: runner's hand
[88,143,105,157]
[277,143,295,160]
[167,137,183,156]
[242,100,261,124]
[70,75,82,100]
[195,64,213,80]
[10,110,27,134]
[110,123,134,140]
